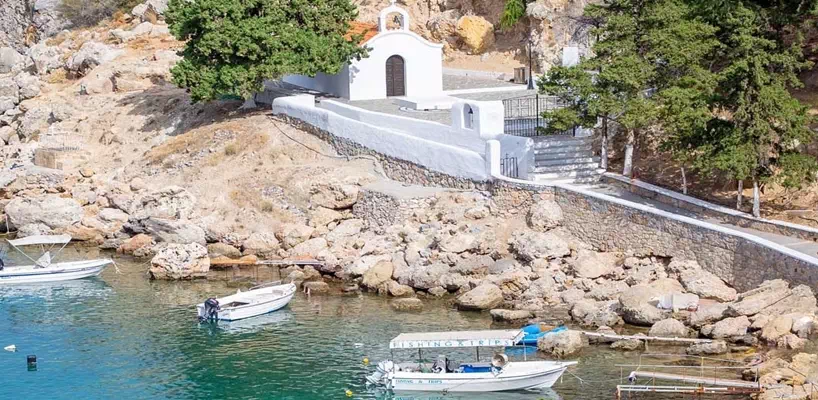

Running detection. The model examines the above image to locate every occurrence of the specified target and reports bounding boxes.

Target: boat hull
[196,283,296,321]
[0,259,112,284]
[389,361,575,392]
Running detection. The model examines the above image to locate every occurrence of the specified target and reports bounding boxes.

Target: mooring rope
[565,369,626,385]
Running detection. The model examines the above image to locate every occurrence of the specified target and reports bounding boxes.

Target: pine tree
[685,1,818,216]
[165,0,368,103]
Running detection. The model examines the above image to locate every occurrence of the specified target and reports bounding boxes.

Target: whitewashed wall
[319,100,486,154]
[274,95,488,180]
[282,67,350,98]
[347,31,443,100]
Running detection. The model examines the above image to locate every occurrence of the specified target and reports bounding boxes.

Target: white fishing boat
[366,329,577,393]
[197,281,296,322]
[0,235,112,284]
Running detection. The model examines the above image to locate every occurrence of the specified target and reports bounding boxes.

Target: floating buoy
[27,354,37,371]
[345,389,353,397]
[362,357,369,365]
[3,345,16,352]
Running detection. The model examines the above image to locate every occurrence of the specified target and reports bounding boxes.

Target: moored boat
[0,235,112,284]
[197,281,296,322]
[366,329,577,393]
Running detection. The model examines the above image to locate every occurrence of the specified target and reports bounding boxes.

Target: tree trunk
[622,129,635,177]
[752,178,760,218]
[600,117,609,170]
[680,166,688,195]
[240,95,258,109]
[736,180,743,210]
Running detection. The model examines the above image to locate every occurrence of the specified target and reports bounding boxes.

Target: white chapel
[283,1,444,101]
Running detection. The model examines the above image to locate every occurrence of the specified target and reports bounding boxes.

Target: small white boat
[0,235,112,284]
[366,329,577,393]
[196,281,296,322]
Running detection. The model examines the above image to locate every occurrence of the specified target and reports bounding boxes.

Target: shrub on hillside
[59,0,142,27]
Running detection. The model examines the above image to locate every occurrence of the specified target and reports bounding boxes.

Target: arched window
[463,104,474,129]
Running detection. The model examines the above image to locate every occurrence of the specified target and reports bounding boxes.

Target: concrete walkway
[576,182,818,260]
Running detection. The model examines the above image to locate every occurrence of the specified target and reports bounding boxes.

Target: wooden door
[385,55,405,97]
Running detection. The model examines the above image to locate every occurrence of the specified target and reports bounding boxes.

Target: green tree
[685,1,817,216]
[165,0,368,103]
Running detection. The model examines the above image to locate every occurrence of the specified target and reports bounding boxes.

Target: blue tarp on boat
[517,324,566,346]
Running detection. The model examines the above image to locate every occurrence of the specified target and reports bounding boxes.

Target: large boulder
[649,318,688,337]
[456,283,504,311]
[571,299,622,327]
[5,195,82,229]
[0,77,20,113]
[679,268,737,302]
[760,315,794,342]
[407,262,451,290]
[689,302,729,327]
[207,242,241,258]
[310,182,359,209]
[241,232,279,256]
[140,217,206,245]
[149,243,210,279]
[14,73,41,99]
[455,15,495,54]
[0,47,25,74]
[16,104,51,138]
[708,316,751,339]
[761,285,818,316]
[527,200,563,231]
[325,219,364,243]
[619,285,668,326]
[290,237,329,257]
[132,0,169,22]
[571,250,618,279]
[391,298,423,312]
[508,230,570,261]
[537,330,586,357]
[130,186,196,220]
[275,223,314,249]
[361,260,394,289]
[67,41,124,73]
[490,309,533,322]
[726,280,790,317]
[28,43,63,75]
[438,233,476,253]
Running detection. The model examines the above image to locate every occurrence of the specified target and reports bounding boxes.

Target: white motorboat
[366,329,577,393]
[197,281,296,322]
[0,235,112,284]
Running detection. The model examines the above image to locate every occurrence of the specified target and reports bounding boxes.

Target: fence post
[535,93,540,137]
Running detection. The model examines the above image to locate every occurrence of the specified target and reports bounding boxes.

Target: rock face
[648,318,688,337]
[760,316,794,342]
[149,243,210,279]
[509,230,570,261]
[5,195,83,230]
[1,0,70,52]
[456,283,503,311]
[537,330,586,357]
[362,260,394,289]
[455,15,494,54]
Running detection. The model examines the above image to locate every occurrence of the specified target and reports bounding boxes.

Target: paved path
[576,182,818,260]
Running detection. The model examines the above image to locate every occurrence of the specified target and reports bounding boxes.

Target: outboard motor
[199,298,220,322]
[366,360,394,386]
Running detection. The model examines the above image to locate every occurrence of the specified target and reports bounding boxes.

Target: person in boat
[0,257,4,271]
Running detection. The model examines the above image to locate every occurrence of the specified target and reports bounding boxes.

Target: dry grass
[43,69,69,84]
[146,130,215,165]
[228,188,293,222]
[224,142,239,156]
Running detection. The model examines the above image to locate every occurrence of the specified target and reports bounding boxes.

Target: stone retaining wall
[601,174,818,242]
[554,186,818,291]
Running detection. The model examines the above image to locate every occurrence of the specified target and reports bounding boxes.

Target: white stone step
[533,144,593,154]
[531,161,600,173]
[530,168,603,181]
[532,136,593,149]
[534,156,599,166]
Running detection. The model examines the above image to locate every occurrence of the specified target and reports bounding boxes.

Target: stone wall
[352,182,444,228]
[554,186,818,291]
[601,174,818,242]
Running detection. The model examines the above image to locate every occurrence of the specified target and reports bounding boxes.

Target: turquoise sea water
[0,250,747,400]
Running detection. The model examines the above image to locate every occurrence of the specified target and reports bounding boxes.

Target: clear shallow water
[0,249,744,400]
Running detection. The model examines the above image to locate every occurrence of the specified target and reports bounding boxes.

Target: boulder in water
[149,243,209,280]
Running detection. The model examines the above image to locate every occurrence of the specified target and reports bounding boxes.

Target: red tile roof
[345,21,379,45]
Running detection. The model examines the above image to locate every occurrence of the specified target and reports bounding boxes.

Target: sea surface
[0,248,749,399]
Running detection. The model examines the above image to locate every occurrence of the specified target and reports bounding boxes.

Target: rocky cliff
[0,0,71,52]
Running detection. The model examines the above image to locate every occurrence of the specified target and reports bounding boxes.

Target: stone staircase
[528,136,603,183]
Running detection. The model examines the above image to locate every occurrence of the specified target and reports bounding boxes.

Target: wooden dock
[631,371,760,389]
[581,331,713,344]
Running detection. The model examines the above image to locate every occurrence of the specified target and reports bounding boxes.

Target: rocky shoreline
[0,5,816,398]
